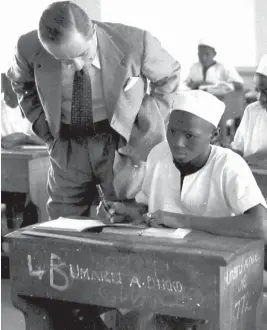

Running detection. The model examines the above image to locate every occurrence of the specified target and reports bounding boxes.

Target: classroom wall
[0,0,101,72]
[100,0,266,89]
[1,0,265,89]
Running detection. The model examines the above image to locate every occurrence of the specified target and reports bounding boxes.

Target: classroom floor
[1,278,267,330]
[1,279,25,330]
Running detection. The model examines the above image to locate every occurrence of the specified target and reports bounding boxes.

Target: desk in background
[250,166,267,199]
[219,91,245,144]
[6,227,264,330]
[1,146,49,224]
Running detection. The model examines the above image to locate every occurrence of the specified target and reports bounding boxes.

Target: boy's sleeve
[231,106,250,155]
[224,65,244,85]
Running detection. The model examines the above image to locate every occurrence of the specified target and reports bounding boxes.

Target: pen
[96,184,115,223]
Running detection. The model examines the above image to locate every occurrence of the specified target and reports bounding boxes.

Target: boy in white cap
[231,54,267,164]
[98,90,267,330]
[100,90,267,240]
[183,39,243,96]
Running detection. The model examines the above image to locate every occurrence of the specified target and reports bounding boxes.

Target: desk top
[1,146,48,160]
[6,226,263,266]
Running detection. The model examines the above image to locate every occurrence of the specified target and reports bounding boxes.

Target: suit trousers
[47,121,118,220]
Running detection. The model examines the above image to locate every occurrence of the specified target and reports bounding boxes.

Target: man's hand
[1,133,29,149]
[96,201,147,225]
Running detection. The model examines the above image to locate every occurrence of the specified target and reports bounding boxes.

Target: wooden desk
[1,147,48,193]
[251,166,267,198]
[6,227,264,330]
[1,147,49,223]
[219,91,245,143]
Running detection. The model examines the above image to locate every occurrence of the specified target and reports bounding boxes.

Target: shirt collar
[92,49,101,69]
[91,28,101,69]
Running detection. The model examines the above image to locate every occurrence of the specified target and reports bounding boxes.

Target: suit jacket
[7,22,180,199]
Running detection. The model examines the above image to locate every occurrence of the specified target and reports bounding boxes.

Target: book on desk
[20,216,192,239]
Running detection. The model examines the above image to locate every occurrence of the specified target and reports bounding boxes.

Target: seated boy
[98,90,267,330]
[101,90,267,240]
[183,39,243,97]
[231,54,267,165]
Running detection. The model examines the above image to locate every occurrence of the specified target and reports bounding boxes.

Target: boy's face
[198,45,216,69]
[255,73,267,109]
[167,110,214,164]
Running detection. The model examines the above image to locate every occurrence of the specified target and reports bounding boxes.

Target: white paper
[171,228,192,238]
[33,217,106,232]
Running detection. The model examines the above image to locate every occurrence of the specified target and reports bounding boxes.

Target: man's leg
[47,137,97,220]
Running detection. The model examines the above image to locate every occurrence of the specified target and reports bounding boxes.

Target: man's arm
[141,31,180,122]
[155,205,267,242]
[7,35,53,144]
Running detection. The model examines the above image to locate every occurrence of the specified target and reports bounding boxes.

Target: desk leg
[11,289,110,330]
[11,290,55,329]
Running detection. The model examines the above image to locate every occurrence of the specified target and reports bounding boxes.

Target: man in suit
[7,1,180,221]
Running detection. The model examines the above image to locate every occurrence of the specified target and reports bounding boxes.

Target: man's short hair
[38,1,94,43]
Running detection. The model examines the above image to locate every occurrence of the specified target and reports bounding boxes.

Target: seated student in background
[1,73,44,149]
[99,90,267,242]
[231,54,267,165]
[183,39,243,96]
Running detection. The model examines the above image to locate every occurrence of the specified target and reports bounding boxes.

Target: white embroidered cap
[171,90,225,128]
[256,54,267,77]
[198,38,216,51]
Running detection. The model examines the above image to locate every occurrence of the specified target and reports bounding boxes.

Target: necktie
[71,69,94,132]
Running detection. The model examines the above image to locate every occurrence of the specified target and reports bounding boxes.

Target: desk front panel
[252,171,267,198]
[1,149,48,193]
[1,156,29,192]
[10,236,220,321]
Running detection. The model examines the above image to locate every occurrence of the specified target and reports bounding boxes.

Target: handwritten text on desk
[224,252,261,286]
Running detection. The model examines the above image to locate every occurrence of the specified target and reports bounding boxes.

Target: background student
[231,54,267,166]
[183,38,243,96]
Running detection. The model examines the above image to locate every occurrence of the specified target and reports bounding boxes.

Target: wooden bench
[5,226,265,329]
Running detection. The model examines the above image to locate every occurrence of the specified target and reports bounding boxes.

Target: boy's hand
[96,201,147,225]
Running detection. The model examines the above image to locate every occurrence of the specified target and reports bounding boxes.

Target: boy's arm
[153,205,267,242]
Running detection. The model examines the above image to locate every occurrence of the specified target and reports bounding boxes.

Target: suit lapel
[34,48,62,135]
[97,27,127,118]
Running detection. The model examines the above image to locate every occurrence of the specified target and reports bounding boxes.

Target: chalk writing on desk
[50,253,69,291]
[224,252,261,286]
[27,253,70,291]
[27,253,184,297]
[27,255,45,280]
[234,292,252,320]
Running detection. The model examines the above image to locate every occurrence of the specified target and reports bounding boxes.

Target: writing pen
[96,184,115,223]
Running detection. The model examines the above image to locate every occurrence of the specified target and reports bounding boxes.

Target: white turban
[198,38,216,51]
[171,90,225,128]
[256,54,267,77]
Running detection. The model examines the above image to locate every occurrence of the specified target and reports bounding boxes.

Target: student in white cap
[231,54,267,164]
[183,39,243,95]
[98,90,267,330]
[99,90,267,238]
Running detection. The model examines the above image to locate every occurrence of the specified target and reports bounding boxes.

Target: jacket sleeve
[141,31,180,122]
[7,35,53,143]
